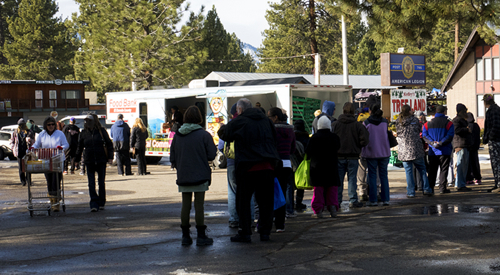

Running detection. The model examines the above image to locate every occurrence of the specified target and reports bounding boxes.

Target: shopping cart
[23,148,65,216]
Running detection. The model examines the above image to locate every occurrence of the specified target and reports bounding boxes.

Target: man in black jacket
[218,98,280,243]
[452,103,472,192]
[483,94,500,191]
[332,102,369,208]
[62,117,80,175]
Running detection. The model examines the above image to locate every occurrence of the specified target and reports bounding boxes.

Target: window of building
[477,58,484,80]
[60,90,80,99]
[478,95,485,117]
[485,58,492,80]
[494,58,500,80]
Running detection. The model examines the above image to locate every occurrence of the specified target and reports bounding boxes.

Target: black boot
[196,225,213,246]
[181,225,192,246]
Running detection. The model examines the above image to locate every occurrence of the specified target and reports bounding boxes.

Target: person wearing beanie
[483,94,500,191]
[466,112,482,185]
[9,118,35,186]
[452,103,473,192]
[311,100,336,134]
[306,116,340,218]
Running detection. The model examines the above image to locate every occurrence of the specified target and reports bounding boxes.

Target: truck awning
[195,90,276,98]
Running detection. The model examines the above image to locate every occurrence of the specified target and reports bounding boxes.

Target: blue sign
[389,54,426,86]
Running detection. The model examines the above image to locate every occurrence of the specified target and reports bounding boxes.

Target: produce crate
[389,150,402,166]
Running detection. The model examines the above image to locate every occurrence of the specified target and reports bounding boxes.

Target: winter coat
[361,116,391,159]
[76,127,114,164]
[33,130,69,150]
[217,108,280,171]
[483,103,500,143]
[305,129,341,187]
[274,123,296,160]
[110,120,131,151]
[422,113,454,156]
[62,124,80,152]
[452,116,472,149]
[130,127,148,150]
[170,125,216,186]
[312,100,336,133]
[294,130,310,148]
[395,116,425,162]
[332,114,369,159]
[467,114,481,151]
[9,129,35,157]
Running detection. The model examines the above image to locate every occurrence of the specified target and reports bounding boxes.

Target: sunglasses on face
[47,123,56,126]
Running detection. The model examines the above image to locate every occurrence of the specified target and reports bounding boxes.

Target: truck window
[140,102,148,127]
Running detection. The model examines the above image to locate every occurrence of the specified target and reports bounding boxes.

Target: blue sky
[55,0,275,47]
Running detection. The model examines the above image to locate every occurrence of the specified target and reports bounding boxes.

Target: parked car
[0,130,15,160]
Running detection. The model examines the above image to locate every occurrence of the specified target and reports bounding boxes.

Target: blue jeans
[366,157,390,202]
[338,159,359,203]
[402,157,432,196]
[286,175,295,214]
[455,148,469,188]
[227,165,238,223]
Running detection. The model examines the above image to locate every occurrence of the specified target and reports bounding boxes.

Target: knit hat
[317,116,331,131]
[230,103,237,116]
[456,103,467,114]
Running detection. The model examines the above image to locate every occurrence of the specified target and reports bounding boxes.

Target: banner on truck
[206,94,227,145]
[107,97,137,114]
[390,89,426,121]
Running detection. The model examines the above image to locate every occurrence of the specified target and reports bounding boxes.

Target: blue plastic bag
[274,177,286,210]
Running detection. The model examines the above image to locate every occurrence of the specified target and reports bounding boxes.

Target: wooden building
[0,80,90,127]
[441,27,499,127]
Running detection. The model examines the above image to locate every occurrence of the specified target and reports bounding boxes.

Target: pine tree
[258,0,366,75]
[0,0,19,65]
[74,0,205,93]
[0,0,75,80]
[193,6,255,79]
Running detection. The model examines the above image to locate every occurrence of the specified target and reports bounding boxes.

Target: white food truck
[106,83,352,164]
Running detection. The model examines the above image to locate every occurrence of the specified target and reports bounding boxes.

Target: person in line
[312,100,336,134]
[332,102,369,208]
[171,105,216,246]
[255,102,266,114]
[76,114,114,212]
[10,118,35,186]
[62,117,80,175]
[413,111,428,191]
[130,118,149,176]
[361,104,391,206]
[466,112,482,185]
[218,98,280,243]
[170,105,183,132]
[452,103,473,192]
[395,105,433,198]
[268,107,296,231]
[111,114,132,176]
[422,105,455,194]
[27,119,42,134]
[293,119,310,211]
[356,95,379,201]
[306,116,341,218]
[32,116,69,212]
[482,94,500,192]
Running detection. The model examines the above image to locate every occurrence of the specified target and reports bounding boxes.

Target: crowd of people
[8,93,500,246]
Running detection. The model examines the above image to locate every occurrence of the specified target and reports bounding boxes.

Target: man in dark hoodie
[218,98,280,243]
[312,100,336,134]
[111,114,132,176]
[332,102,369,208]
[483,94,500,191]
[62,117,80,174]
[466,112,481,185]
[452,104,472,192]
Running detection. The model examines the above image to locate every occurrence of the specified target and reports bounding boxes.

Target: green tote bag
[294,154,313,190]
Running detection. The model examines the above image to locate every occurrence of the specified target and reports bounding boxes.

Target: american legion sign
[380,53,426,86]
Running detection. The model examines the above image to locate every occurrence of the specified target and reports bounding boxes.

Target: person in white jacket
[32,116,69,211]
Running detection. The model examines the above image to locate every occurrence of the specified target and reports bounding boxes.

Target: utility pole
[314,53,321,84]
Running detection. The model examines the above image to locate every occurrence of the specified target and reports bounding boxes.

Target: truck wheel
[146,156,162,165]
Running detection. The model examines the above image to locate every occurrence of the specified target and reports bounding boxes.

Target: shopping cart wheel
[62,205,66,212]
[29,210,33,217]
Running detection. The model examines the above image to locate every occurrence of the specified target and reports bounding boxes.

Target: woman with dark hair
[32,116,69,211]
[76,114,114,212]
[267,107,296,230]
[170,105,183,132]
[10,118,35,186]
[171,105,217,246]
[131,118,149,175]
[466,112,482,185]
[361,104,391,206]
[396,105,433,198]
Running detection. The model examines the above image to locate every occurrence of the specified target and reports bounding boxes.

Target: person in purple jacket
[361,104,391,206]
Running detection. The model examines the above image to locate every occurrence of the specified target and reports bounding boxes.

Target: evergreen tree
[74,0,205,93]
[0,0,19,65]
[194,6,255,79]
[258,0,366,75]
[0,0,74,80]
